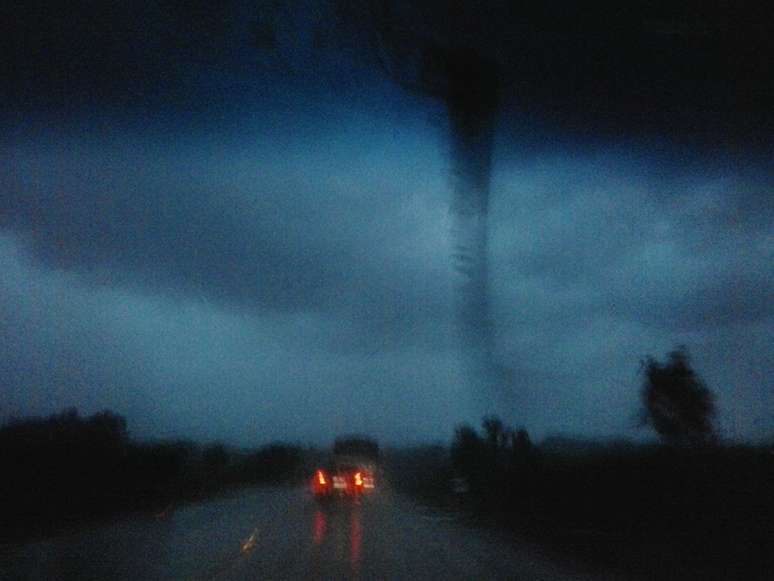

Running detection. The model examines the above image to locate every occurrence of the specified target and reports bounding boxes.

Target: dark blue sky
[1,1,772,445]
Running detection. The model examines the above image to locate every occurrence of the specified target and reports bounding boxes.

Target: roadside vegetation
[387,347,773,581]
[0,409,305,543]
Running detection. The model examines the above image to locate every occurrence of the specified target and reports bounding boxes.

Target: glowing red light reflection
[350,507,362,573]
[313,509,326,546]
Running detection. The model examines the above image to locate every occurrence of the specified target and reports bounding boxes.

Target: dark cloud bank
[1,1,772,445]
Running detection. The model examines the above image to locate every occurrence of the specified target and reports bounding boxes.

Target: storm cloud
[1,1,772,444]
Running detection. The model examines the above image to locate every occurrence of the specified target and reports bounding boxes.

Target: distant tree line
[451,416,541,502]
[0,408,304,542]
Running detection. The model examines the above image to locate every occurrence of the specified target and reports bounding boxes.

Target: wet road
[0,486,624,580]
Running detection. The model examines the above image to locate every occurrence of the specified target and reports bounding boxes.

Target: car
[311,464,376,499]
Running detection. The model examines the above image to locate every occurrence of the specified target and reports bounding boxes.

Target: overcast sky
[1,1,772,445]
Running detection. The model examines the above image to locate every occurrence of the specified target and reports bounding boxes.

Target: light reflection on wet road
[0,486,625,580]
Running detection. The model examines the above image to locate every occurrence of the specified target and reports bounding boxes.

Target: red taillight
[316,470,327,485]
[354,472,363,487]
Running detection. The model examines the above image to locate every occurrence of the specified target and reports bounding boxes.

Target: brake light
[354,472,363,487]
[316,470,327,485]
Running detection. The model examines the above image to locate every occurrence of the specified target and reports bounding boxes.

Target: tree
[87,410,129,446]
[640,347,716,446]
[450,423,485,487]
[510,428,533,467]
[482,415,508,452]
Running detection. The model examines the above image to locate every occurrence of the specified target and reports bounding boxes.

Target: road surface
[0,485,626,580]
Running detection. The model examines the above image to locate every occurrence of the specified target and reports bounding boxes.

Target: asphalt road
[0,485,626,581]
